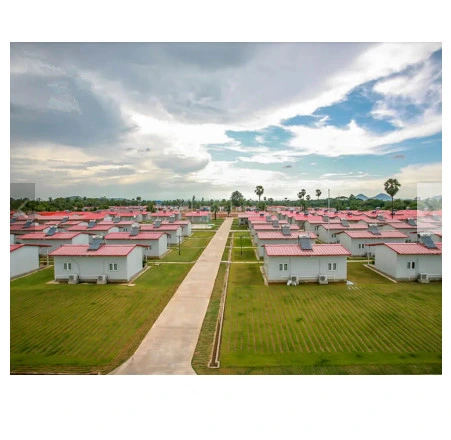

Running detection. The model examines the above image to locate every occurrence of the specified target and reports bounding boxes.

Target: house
[150,211,182,221]
[303,217,341,233]
[263,240,351,283]
[67,223,120,240]
[337,228,408,256]
[161,219,192,237]
[373,240,442,281]
[50,244,145,283]
[250,222,300,239]
[317,223,368,244]
[382,221,418,242]
[255,229,317,258]
[184,211,212,223]
[17,231,91,255]
[140,222,183,245]
[105,231,168,258]
[10,244,42,278]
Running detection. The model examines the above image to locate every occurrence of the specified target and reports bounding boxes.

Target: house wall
[264,254,347,283]
[156,228,182,245]
[374,246,399,278]
[10,246,40,278]
[53,254,135,282]
[126,247,144,280]
[317,226,342,243]
[10,234,15,244]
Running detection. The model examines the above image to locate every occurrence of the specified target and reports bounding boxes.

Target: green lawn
[10,264,194,374]
[162,233,215,262]
[194,262,442,374]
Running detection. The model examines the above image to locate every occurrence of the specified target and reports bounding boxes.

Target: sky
[10,42,442,201]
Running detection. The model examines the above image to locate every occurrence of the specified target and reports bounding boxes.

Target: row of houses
[242,210,442,284]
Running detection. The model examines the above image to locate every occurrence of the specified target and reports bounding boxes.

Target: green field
[193,260,442,374]
[161,232,215,262]
[10,264,193,374]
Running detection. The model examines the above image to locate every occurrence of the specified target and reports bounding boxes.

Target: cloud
[393,154,405,159]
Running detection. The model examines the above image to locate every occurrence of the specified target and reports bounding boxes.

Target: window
[109,263,118,271]
[63,262,72,270]
[328,262,337,271]
[331,233,336,238]
[315,226,319,231]
[407,261,416,269]
[279,263,288,271]
[358,243,366,249]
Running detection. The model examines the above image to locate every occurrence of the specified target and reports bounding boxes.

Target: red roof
[19,232,83,240]
[385,222,417,230]
[150,211,179,217]
[67,225,117,232]
[140,224,181,231]
[10,244,25,252]
[105,232,165,240]
[319,224,368,231]
[49,244,140,257]
[253,224,300,231]
[10,224,49,232]
[256,231,317,240]
[264,244,351,257]
[338,231,408,239]
[380,242,442,255]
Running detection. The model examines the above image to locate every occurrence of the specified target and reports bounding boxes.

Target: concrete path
[112,218,233,375]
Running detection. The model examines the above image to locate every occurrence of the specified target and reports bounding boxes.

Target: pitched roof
[318,223,368,231]
[105,232,165,240]
[379,242,442,255]
[256,231,317,239]
[67,225,117,232]
[10,244,25,252]
[253,224,300,230]
[49,244,140,257]
[140,224,181,231]
[338,231,408,239]
[264,244,351,257]
[19,232,83,240]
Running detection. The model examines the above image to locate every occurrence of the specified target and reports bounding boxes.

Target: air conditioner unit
[318,275,328,284]
[418,273,430,283]
[291,276,297,282]
[68,274,79,284]
[97,275,108,284]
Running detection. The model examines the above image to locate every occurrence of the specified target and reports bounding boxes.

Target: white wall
[10,234,15,244]
[10,246,40,278]
[374,246,399,278]
[264,254,347,283]
[19,234,90,255]
[126,247,144,280]
[317,226,342,243]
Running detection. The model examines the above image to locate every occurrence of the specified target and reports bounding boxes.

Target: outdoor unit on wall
[68,274,79,284]
[318,275,328,284]
[286,276,298,286]
[419,273,430,283]
[97,275,108,284]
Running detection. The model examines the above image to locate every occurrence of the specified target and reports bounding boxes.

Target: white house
[150,211,182,221]
[373,242,442,281]
[255,230,317,258]
[17,232,91,255]
[382,221,418,242]
[184,211,212,223]
[67,224,120,241]
[337,230,408,256]
[317,223,368,244]
[161,220,192,237]
[140,222,183,245]
[263,242,351,283]
[250,223,300,239]
[50,244,145,283]
[104,232,168,258]
[10,244,41,278]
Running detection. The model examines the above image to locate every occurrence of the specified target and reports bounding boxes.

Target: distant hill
[370,193,391,201]
[355,194,368,200]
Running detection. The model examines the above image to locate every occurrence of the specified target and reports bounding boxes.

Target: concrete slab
[112,218,233,375]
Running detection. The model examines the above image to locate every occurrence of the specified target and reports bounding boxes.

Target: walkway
[112,217,233,375]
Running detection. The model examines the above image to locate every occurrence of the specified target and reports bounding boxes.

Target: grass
[161,233,215,262]
[10,264,194,374]
[191,263,227,374]
[194,259,442,374]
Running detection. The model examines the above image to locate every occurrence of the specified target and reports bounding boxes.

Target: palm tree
[211,203,219,220]
[297,189,306,210]
[384,178,401,219]
[306,194,311,207]
[255,185,264,203]
[316,189,322,200]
